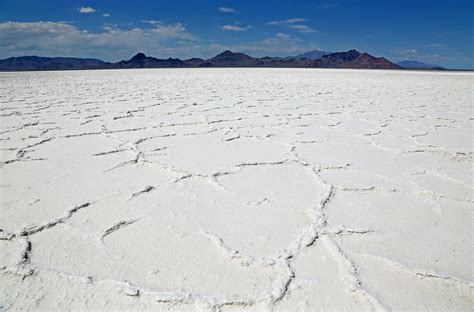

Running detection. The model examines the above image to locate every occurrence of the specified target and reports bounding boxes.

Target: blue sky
[0,0,472,68]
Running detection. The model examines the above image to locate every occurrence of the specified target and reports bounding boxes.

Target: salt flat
[0,68,472,311]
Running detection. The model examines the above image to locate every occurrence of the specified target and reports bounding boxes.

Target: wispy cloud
[266,18,315,33]
[78,6,96,14]
[391,48,417,57]
[424,43,447,49]
[266,18,308,25]
[389,47,456,67]
[288,24,316,33]
[218,6,238,14]
[275,33,291,39]
[318,3,340,9]
[257,33,316,54]
[102,13,111,17]
[220,25,251,32]
[141,20,162,25]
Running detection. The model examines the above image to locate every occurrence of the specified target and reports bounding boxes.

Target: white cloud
[78,7,96,14]
[276,33,291,39]
[288,24,316,33]
[266,18,315,33]
[153,23,191,37]
[389,48,456,67]
[0,21,197,61]
[220,25,251,32]
[218,6,238,13]
[0,21,318,61]
[391,48,417,57]
[114,33,316,59]
[266,18,308,25]
[424,43,447,49]
[318,3,340,9]
[256,33,316,55]
[138,21,192,37]
[176,36,315,59]
[103,13,111,17]
[141,20,162,25]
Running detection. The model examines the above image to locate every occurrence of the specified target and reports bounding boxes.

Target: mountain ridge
[295,49,332,59]
[397,60,444,70]
[0,56,107,71]
[0,50,434,71]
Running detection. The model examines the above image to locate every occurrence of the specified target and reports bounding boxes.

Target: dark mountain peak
[185,57,205,62]
[324,49,361,61]
[130,52,147,61]
[210,50,253,61]
[220,50,234,55]
[350,53,402,69]
[210,50,234,59]
[310,50,401,69]
[357,52,375,60]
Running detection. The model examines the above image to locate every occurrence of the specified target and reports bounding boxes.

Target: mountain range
[0,49,444,71]
[396,60,444,70]
[295,49,332,59]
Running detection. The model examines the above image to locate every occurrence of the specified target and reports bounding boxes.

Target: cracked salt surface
[0,68,472,311]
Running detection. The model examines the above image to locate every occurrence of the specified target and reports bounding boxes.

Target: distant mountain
[183,57,207,67]
[201,50,401,69]
[311,49,402,69]
[296,50,332,59]
[118,51,313,68]
[207,50,259,66]
[397,60,444,70]
[0,50,409,71]
[257,56,311,67]
[113,52,187,68]
[0,56,107,71]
